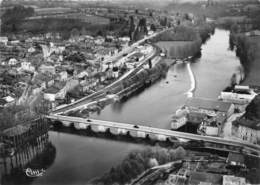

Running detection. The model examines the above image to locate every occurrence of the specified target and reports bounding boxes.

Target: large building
[185,97,235,124]
[232,118,260,144]
[219,85,257,105]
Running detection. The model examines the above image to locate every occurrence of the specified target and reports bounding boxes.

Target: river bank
[230,33,260,86]
[153,24,214,59]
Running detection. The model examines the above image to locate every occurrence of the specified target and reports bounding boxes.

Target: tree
[70,28,80,38]
[1,5,34,33]
[34,99,51,115]
[244,95,260,120]
[150,24,156,32]
[80,27,87,35]
[129,16,135,40]
[2,5,34,24]
[97,30,104,36]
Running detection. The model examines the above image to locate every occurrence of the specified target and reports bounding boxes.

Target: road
[52,47,157,114]
[47,114,260,156]
[52,28,171,114]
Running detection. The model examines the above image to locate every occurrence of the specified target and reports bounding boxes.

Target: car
[133,125,139,129]
[86,119,92,122]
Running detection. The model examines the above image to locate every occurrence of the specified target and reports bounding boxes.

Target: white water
[186,62,196,98]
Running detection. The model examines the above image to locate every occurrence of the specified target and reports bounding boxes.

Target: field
[11,17,109,37]
[28,13,110,25]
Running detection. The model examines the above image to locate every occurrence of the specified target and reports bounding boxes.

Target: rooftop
[189,172,222,185]
[234,117,260,130]
[227,153,245,165]
[3,125,29,137]
[185,98,233,113]
[223,175,246,185]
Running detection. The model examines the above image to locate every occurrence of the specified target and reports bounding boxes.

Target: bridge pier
[148,133,168,142]
[61,121,72,127]
[110,128,128,136]
[46,115,260,157]
[129,130,146,138]
[73,122,89,130]
[91,125,108,133]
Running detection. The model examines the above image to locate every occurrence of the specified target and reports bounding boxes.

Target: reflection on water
[1,138,56,185]
[192,29,242,99]
[91,62,190,129]
[28,131,144,185]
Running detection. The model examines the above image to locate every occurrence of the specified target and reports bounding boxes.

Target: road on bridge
[47,114,260,157]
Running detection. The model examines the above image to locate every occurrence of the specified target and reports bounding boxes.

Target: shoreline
[231,34,260,87]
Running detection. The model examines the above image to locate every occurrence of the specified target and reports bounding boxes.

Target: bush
[94,146,186,185]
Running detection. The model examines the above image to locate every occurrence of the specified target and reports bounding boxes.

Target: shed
[188,172,222,185]
[227,153,245,168]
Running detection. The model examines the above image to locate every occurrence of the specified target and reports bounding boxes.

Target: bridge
[47,114,260,157]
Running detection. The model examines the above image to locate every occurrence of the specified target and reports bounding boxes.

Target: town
[0,0,260,185]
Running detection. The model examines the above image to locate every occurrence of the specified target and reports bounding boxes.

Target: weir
[186,62,196,98]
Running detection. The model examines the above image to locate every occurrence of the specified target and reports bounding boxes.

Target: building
[129,52,145,62]
[188,172,222,185]
[20,61,35,72]
[44,81,66,102]
[185,98,235,124]
[0,36,8,45]
[94,36,105,45]
[119,37,130,42]
[0,98,8,108]
[219,85,256,105]
[245,30,260,37]
[39,64,56,75]
[8,58,18,66]
[198,114,226,136]
[232,118,260,144]
[222,175,246,185]
[226,153,245,168]
[28,47,36,53]
[58,71,68,81]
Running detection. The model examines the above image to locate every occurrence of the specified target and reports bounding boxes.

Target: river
[1,29,242,185]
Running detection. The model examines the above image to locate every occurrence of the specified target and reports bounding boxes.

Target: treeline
[244,94,260,120]
[0,5,129,39]
[230,34,256,73]
[152,26,199,42]
[168,40,202,59]
[155,23,215,59]
[196,23,215,43]
[0,100,50,131]
[1,5,35,33]
[92,146,186,185]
